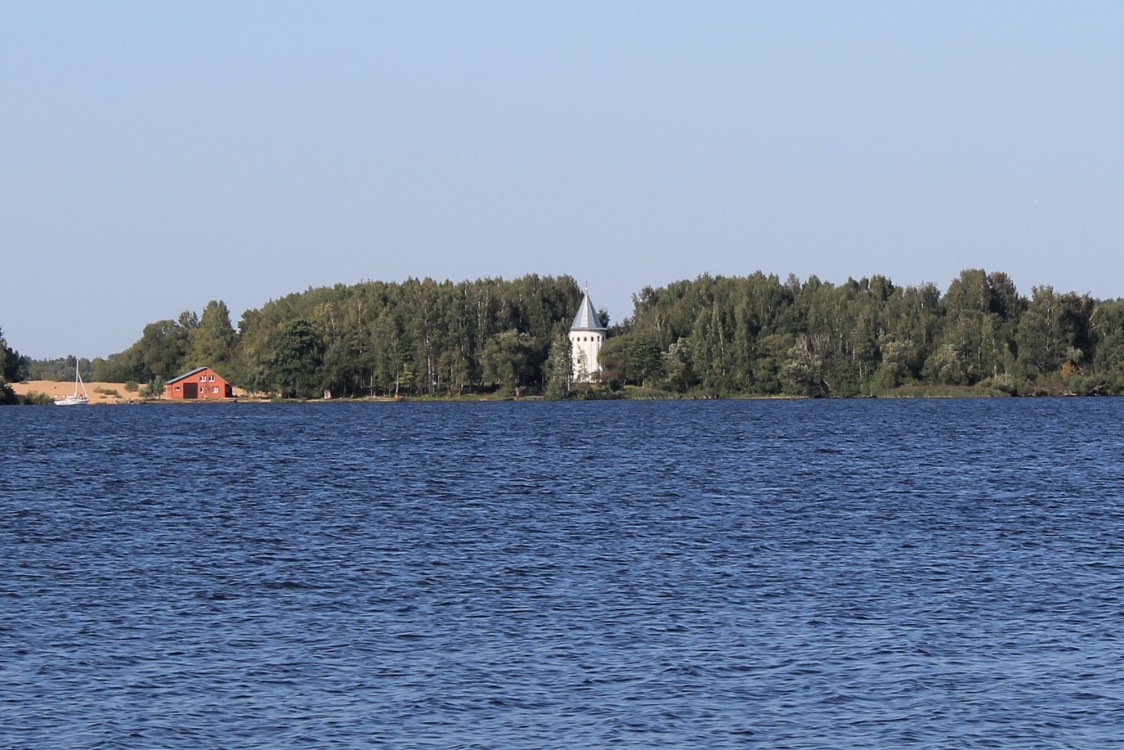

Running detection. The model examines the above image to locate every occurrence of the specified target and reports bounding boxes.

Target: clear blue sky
[4,2,1123,359]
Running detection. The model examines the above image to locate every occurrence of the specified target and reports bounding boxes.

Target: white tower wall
[569,329,604,382]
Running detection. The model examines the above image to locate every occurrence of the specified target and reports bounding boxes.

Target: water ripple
[2,399,1124,748]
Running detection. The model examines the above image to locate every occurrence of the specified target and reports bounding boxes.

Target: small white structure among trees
[569,289,606,382]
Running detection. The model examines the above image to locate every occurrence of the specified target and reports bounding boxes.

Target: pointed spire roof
[570,290,606,331]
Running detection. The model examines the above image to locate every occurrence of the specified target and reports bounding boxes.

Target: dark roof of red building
[165,366,219,385]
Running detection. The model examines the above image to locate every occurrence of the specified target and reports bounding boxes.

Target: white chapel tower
[569,289,607,382]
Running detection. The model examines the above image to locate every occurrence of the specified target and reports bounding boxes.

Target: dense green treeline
[27,356,93,382]
[9,269,1124,402]
[606,269,1123,396]
[90,276,586,398]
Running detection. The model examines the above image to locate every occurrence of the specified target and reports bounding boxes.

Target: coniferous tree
[188,300,237,374]
[264,318,325,398]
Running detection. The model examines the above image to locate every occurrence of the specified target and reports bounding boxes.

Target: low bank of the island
[5,379,1089,405]
[11,380,248,405]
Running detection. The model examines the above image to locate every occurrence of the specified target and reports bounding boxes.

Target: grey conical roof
[570,291,606,331]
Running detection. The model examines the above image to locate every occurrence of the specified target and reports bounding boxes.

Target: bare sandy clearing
[12,380,246,404]
[13,380,148,404]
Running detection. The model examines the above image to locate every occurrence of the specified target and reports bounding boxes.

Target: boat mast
[75,360,88,399]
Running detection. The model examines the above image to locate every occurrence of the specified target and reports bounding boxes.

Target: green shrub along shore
[6,268,1124,403]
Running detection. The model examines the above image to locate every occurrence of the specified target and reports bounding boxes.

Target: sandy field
[12,381,245,404]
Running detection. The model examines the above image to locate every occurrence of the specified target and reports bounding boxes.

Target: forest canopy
[15,269,1124,400]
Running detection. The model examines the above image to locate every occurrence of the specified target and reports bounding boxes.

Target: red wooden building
[164,367,234,400]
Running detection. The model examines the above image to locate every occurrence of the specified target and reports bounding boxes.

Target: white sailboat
[54,362,89,406]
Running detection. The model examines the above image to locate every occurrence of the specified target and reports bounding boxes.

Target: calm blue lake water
[3,399,1124,749]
